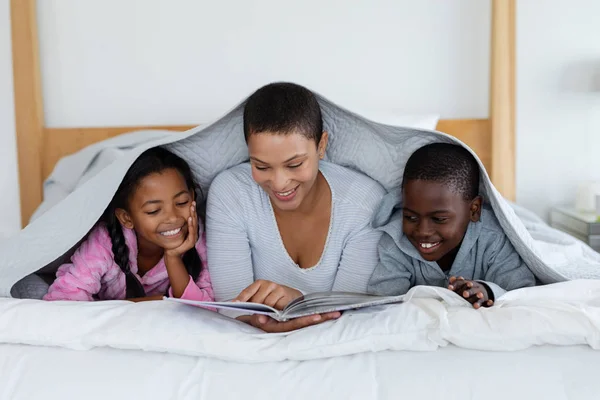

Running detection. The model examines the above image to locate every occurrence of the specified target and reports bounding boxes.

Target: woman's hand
[164,201,198,259]
[234,280,302,310]
[237,312,341,333]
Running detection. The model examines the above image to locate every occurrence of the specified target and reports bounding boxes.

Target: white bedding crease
[0,280,599,362]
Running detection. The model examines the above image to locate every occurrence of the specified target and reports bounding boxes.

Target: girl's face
[115,168,194,253]
[247,131,328,212]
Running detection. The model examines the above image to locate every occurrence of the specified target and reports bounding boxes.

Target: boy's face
[401,179,481,263]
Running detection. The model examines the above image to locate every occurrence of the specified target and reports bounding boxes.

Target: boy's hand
[448,276,494,309]
[164,201,198,259]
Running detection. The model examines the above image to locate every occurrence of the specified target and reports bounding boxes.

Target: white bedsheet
[2,280,599,364]
[2,344,599,400]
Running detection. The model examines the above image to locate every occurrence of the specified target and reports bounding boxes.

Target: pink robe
[44,222,214,302]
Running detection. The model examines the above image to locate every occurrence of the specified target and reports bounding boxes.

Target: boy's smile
[402,179,481,270]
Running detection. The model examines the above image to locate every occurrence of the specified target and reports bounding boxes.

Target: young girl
[44,147,214,302]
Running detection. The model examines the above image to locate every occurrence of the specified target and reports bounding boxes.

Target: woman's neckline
[266,161,335,271]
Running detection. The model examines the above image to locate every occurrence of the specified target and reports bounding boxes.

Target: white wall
[3,1,598,233]
[516,0,600,218]
[0,0,21,238]
[2,1,512,238]
[36,0,490,127]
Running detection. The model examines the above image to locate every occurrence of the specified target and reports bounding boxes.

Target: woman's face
[247,131,328,212]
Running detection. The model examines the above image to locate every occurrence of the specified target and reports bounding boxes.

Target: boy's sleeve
[481,233,536,300]
[366,234,414,296]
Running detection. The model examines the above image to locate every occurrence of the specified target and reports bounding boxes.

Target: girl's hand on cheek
[165,202,198,259]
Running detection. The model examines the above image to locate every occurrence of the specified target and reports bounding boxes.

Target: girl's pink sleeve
[43,226,113,301]
[168,231,215,302]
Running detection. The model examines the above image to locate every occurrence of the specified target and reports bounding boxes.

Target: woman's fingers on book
[247,312,342,333]
[234,280,264,302]
[263,286,301,310]
[319,312,342,322]
[234,280,301,309]
[274,297,291,310]
[243,281,278,304]
[262,291,286,310]
[235,315,252,324]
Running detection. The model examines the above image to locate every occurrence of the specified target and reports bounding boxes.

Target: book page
[282,292,404,320]
[285,292,396,313]
[166,292,403,322]
[165,297,280,315]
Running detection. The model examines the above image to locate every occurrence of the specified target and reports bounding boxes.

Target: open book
[165,291,404,322]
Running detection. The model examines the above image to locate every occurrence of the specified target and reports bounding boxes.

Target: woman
[206,82,386,332]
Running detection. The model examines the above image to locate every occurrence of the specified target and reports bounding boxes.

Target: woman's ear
[115,208,134,229]
[469,196,483,222]
[318,131,329,159]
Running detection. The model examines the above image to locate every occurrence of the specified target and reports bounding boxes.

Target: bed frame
[10,0,515,226]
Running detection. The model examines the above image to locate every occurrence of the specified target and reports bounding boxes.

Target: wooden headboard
[10,0,515,227]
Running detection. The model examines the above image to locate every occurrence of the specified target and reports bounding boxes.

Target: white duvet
[4,344,599,400]
[1,280,599,362]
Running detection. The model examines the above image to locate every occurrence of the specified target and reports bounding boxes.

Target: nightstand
[550,207,600,252]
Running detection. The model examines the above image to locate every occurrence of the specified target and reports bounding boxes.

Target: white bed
[2,281,600,399]
[2,345,599,400]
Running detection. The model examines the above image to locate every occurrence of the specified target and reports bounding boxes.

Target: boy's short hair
[403,143,480,201]
[243,82,323,144]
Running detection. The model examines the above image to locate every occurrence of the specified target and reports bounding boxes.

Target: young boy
[367,143,536,308]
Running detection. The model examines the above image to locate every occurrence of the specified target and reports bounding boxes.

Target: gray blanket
[2,90,600,298]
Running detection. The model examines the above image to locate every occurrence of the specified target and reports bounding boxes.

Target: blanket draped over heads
[2,86,600,298]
